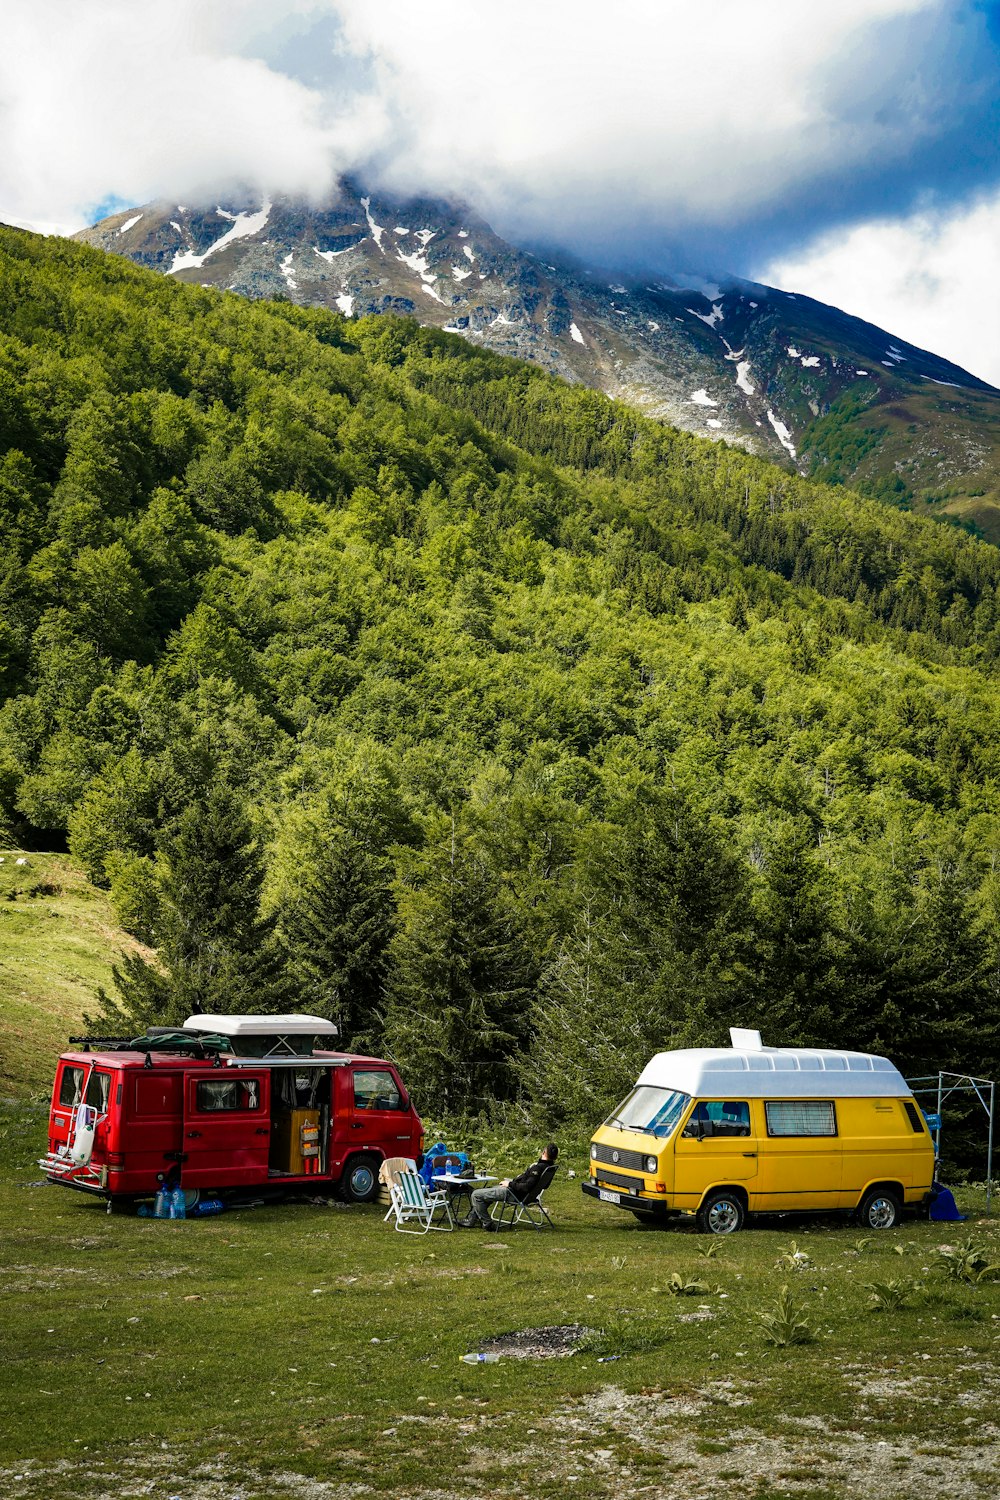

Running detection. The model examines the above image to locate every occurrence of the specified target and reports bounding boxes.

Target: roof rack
[68,1032,231,1059]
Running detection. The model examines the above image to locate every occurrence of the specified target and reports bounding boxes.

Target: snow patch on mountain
[689,303,724,329]
[360,197,385,251]
[118,213,143,235]
[690,389,718,407]
[335,293,354,317]
[767,410,797,459]
[168,200,271,274]
[570,322,585,345]
[280,252,297,291]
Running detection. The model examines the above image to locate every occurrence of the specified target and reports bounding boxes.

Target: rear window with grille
[765,1100,837,1137]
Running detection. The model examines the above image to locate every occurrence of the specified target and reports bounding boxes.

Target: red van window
[59,1066,85,1106]
[85,1071,112,1112]
[353,1069,404,1111]
[134,1074,182,1116]
[195,1078,260,1112]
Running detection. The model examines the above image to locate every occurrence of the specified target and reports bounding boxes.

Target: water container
[190,1197,225,1218]
[168,1183,187,1219]
[69,1104,97,1165]
[460,1352,500,1364]
[153,1185,170,1219]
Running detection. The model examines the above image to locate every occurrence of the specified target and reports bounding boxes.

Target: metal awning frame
[907,1071,995,1215]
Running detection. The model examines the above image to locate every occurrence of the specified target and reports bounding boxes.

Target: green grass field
[3,1104,999,1500]
[0,853,137,1099]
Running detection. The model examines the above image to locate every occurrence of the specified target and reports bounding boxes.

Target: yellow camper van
[583,1029,935,1233]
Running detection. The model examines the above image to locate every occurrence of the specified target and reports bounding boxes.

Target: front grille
[595,1167,644,1191]
[593,1143,646,1172]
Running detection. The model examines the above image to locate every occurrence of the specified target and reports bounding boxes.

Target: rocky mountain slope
[78,183,1000,538]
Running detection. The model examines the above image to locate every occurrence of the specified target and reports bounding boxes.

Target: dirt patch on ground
[479,1323,592,1359]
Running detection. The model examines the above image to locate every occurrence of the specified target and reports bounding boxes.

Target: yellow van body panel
[589,1095,934,1217]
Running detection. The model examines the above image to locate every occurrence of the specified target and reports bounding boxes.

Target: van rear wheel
[858,1188,902,1230]
[697,1190,746,1235]
[340,1154,380,1204]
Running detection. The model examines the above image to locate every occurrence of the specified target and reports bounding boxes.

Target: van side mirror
[683,1118,704,1140]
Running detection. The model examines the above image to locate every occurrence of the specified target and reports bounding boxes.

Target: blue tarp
[929,1184,967,1221]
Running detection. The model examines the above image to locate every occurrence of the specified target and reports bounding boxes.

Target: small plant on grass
[693,1239,721,1259]
[934,1238,1000,1285]
[850,1237,874,1255]
[775,1240,813,1271]
[665,1271,710,1296]
[891,1240,916,1257]
[758,1286,819,1347]
[577,1315,669,1357]
[865,1278,916,1312]
[610,1255,627,1271]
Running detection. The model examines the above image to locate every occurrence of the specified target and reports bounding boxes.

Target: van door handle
[742,1152,757,1157]
[351,1122,364,1129]
[254,1127,269,1135]
[186,1130,202,1139]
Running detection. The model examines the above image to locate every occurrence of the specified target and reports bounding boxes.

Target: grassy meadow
[2,1102,1000,1500]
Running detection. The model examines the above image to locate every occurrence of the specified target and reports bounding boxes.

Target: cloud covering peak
[3,1,999,374]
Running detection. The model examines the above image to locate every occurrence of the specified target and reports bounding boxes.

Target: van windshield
[606,1087,689,1139]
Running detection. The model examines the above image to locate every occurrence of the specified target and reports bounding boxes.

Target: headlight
[590,1144,597,1159]
[645,1155,658,1174]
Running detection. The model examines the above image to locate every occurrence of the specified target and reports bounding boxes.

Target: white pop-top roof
[637,1039,911,1101]
[183,1014,338,1037]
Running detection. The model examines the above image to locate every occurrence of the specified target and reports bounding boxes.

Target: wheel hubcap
[868,1197,895,1229]
[707,1199,740,1233]
[351,1166,374,1196]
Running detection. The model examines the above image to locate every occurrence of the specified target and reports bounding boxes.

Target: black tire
[696,1189,746,1235]
[857,1187,902,1230]
[340,1154,381,1204]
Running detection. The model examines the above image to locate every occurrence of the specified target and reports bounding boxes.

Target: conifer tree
[94,782,291,1031]
[381,829,536,1115]
[280,827,394,1044]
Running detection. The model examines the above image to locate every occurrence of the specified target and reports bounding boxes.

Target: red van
[40,1014,424,1207]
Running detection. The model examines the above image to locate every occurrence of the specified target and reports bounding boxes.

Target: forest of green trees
[1,225,999,1148]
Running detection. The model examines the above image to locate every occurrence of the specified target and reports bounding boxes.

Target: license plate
[598,1188,621,1204]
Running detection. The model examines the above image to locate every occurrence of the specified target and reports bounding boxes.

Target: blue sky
[2,1,999,380]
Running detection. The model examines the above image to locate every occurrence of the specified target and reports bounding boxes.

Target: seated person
[460,1143,557,1230]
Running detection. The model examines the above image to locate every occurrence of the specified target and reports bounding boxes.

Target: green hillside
[0,851,136,1096]
[2,225,1000,1130]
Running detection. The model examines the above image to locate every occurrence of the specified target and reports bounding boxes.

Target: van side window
[353,1070,404,1111]
[683,1101,751,1137]
[85,1071,111,1112]
[903,1101,926,1134]
[765,1101,837,1137]
[195,1079,261,1112]
[58,1066,85,1106]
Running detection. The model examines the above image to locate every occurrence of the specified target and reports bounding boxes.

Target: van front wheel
[697,1190,745,1235]
[340,1154,380,1204]
[858,1188,902,1230]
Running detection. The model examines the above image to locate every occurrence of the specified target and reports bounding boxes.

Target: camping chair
[490,1163,558,1230]
[380,1157,417,1220]
[388,1169,454,1234]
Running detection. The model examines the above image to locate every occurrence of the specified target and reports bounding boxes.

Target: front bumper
[582,1179,672,1216]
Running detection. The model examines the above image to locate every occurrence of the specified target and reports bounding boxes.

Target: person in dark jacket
[459,1144,558,1229]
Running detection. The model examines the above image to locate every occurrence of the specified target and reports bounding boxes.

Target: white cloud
[0,3,346,232]
[332,0,943,244]
[759,192,1000,387]
[0,0,947,238]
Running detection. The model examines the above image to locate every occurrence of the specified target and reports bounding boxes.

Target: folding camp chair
[388,1169,454,1234]
[490,1163,558,1229]
[380,1157,417,1220]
